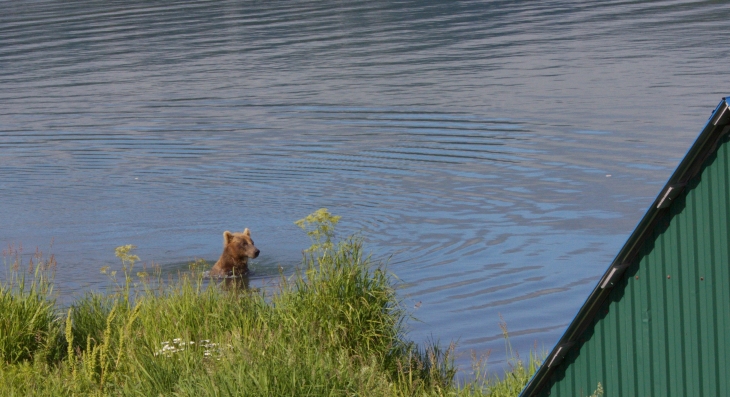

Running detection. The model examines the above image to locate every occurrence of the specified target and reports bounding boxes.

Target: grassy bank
[0,211,541,396]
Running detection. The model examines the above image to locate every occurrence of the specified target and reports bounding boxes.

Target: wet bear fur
[209,228,260,277]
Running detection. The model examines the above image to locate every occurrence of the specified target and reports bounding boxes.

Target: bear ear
[243,228,251,237]
[223,231,234,246]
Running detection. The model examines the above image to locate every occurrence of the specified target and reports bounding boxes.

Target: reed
[0,245,61,365]
[0,211,542,396]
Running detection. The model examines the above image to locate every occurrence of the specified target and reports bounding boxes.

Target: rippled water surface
[2,0,729,370]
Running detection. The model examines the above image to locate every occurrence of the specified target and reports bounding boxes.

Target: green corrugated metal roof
[520,98,730,396]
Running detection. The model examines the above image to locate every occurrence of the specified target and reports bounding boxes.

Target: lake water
[2,0,728,372]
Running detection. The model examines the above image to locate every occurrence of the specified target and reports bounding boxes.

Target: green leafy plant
[295,208,342,253]
[589,382,604,397]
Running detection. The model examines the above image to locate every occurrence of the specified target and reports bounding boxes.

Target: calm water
[2,0,728,370]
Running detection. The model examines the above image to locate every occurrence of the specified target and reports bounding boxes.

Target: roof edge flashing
[599,263,630,289]
[656,183,686,209]
[711,102,730,126]
[546,342,575,368]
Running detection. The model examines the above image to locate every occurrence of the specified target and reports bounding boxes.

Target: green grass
[0,211,543,396]
[0,247,62,366]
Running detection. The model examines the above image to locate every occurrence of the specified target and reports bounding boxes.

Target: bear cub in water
[210,228,260,277]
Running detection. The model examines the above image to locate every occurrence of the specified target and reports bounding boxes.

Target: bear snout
[251,248,260,258]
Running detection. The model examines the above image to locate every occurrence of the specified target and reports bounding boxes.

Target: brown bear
[209,228,260,278]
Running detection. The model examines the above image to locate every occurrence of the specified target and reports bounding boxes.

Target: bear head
[222,228,260,261]
[210,228,260,277]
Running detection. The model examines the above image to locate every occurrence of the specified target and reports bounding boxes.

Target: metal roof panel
[519,97,730,396]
